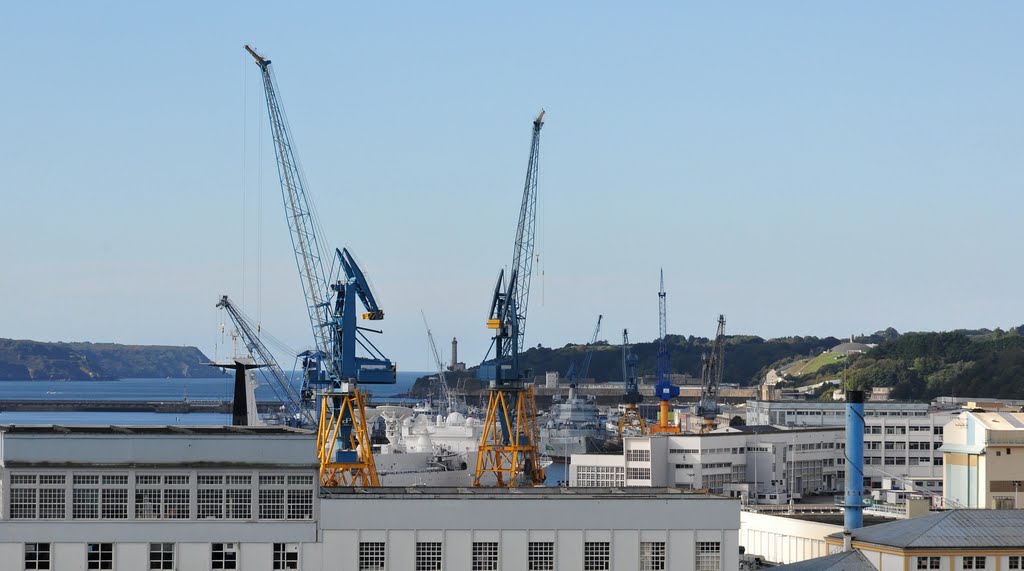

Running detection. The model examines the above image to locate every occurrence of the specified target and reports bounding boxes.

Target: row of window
[354,540,713,571]
[916,555,1024,570]
[7,472,314,520]
[862,456,944,466]
[21,540,724,570]
[575,465,626,487]
[625,449,652,462]
[773,409,928,417]
[24,542,298,570]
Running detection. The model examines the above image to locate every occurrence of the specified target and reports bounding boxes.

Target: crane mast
[651,269,681,434]
[618,328,648,438]
[696,314,727,433]
[246,46,393,487]
[475,111,546,487]
[216,295,316,427]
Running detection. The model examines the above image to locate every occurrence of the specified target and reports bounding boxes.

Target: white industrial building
[745,400,956,487]
[569,426,846,502]
[0,425,739,571]
[940,410,1024,509]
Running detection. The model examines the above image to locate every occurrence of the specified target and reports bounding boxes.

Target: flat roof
[321,486,734,500]
[971,412,1024,430]
[747,400,929,408]
[0,424,313,435]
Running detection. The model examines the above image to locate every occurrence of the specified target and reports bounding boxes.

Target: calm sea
[0,371,427,425]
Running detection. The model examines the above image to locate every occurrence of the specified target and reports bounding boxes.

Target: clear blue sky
[2,3,1023,371]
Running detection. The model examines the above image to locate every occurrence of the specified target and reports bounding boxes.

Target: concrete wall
[738,512,840,565]
[0,431,316,467]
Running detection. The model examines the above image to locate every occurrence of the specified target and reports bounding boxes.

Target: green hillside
[795,329,1024,400]
[0,338,218,380]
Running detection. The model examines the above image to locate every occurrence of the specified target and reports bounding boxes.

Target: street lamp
[1013,480,1021,509]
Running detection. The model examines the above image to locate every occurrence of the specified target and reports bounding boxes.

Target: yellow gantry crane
[245,46,395,486]
[474,112,546,487]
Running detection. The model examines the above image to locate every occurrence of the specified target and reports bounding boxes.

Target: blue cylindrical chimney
[844,390,865,531]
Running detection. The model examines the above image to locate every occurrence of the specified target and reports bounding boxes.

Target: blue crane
[617,328,648,437]
[565,315,602,385]
[246,45,393,487]
[696,314,727,433]
[475,111,546,487]
[651,269,681,433]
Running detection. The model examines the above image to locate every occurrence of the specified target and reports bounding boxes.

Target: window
[198,488,224,519]
[39,486,66,519]
[358,542,385,571]
[916,556,940,569]
[575,465,625,487]
[584,542,610,571]
[164,488,190,519]
[102,488,129,519]
[225,487,252,519]
[640,541,666,570]
[1009,555,1021,569]
[626,449,652,462]
[87,543,113,570]
[211,543,237,570]
[25,543,51,570]
[259,489,286,519]
[528,541,554,570]
[273,543,299,570]
[695,541,721,571]
[135,474,190,519]
[416,542,442,571]
[149,543,173,570]
[472,542,499,571]
[287,489,314,520]
[964,556,987,569]
[627,467,651,480]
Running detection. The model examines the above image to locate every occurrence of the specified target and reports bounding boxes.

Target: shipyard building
[745,400,956,488]
[0,425,739,571]
[569,427,846,503]
[940,410,1024,509]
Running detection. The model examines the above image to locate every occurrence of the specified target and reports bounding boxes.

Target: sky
[2,3,1023,372]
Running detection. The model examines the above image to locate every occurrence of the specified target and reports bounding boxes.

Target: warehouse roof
[770,549,875,571]
[826,510,1024,549]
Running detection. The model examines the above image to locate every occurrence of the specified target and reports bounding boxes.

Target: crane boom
[421,310,455,415]
[696,314,727,433]
[656,268,670,383]
[504,111,544,358]
[216,295,316,426]
[567,315,602,384]
[245,45,333,369]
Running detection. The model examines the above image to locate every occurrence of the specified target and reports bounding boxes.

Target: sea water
[0,371,427,425]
